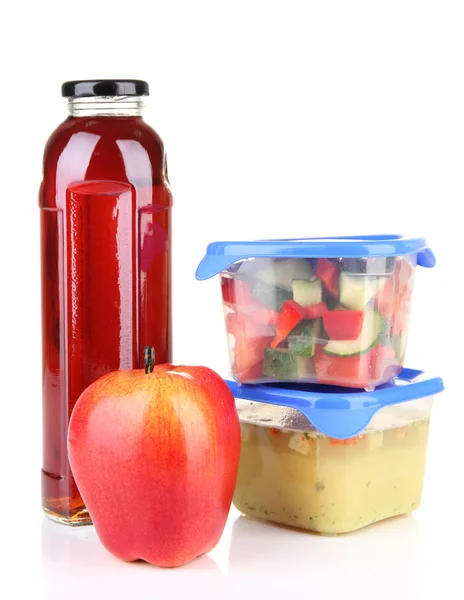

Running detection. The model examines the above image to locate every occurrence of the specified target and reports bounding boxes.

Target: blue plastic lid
[196,235,436,280]
[226,369,444,439]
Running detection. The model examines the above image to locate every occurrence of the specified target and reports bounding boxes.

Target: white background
[0,1,462,598]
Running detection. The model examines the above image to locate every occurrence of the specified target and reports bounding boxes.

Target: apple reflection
[42,517,227,600]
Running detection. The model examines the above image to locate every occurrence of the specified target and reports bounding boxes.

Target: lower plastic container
[227,369,444,535]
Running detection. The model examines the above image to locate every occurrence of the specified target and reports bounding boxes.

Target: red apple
[68,348,240,567]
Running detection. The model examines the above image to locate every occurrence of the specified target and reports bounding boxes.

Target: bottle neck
[67,96,144,117]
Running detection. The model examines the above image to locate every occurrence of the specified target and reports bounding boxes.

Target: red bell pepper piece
[221,278,252,307]
[322,310,364,340]
[315,258,339,297]
[329,435,364,446]
[305,301,328,320]
[271,300,306,348]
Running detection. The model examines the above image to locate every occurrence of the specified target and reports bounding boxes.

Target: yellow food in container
[227,369,443,534]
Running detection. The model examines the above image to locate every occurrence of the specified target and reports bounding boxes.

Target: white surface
[37,506,461,599]
[0,1,463,598]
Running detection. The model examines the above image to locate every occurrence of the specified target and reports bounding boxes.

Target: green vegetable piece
[315,480,325,492]
[263,348,297,380]
[287,319,321,357]
[292,278,322,307]
[339,272,380,310]
[295,356,315,379]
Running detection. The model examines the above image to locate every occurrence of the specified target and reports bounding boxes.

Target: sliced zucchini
[263,348,297,380]
[295,355,315,380]
[287,319,321,357]
[292,278,322,307]
[339,273,383,310]
[323,311,383,357]
[253,258,313,291]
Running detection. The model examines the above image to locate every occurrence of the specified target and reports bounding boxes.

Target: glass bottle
[39,80,172,525]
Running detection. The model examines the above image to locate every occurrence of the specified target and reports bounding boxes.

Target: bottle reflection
[140,220,169,272]
[42,517,227,600]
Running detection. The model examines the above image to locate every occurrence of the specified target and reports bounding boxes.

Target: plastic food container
[196,236,435,389]
[227,369,444,535]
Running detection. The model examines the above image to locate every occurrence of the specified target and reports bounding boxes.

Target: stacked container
[196,235,444,534]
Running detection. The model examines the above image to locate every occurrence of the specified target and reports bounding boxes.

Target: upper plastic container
[228,369,444,534]
[196,235,435,389]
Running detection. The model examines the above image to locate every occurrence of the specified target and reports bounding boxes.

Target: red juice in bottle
[39,80,172,525]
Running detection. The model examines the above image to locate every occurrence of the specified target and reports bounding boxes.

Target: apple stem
[144,346,155,374]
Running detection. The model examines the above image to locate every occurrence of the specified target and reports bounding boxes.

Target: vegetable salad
[222,256,414,388]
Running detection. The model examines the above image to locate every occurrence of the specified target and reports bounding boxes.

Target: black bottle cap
[61,80,149,98]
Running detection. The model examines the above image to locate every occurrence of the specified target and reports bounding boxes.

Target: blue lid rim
[196,235,436,280]
[228,368,444,439]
